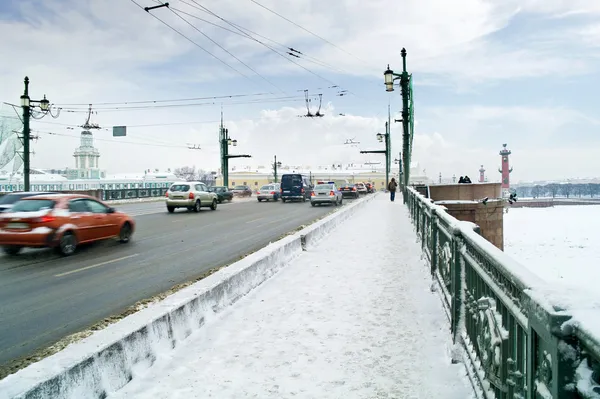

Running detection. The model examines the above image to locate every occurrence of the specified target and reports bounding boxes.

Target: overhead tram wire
[173,1,347,75]
[184,0,340,88]
[247,0,379,72]
[33,129,192,149]
[128,0,253,84]
[55,91,277,107]
[156,1,286,94]
[54,95,309,112]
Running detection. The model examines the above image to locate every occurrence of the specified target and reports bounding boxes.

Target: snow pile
[108,195,474,399]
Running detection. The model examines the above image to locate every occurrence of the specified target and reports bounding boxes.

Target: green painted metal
[404,187,600,399]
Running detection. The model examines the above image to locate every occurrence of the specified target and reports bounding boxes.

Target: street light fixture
[232,139,238,147]
[383,65,397,92]
[383,48,412,203]
[376,133,384,142]
[19,76,60,192]
[219,120,251,187]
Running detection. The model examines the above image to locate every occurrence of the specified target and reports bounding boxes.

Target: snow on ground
[109,195,473,399]
[504,205,600,295]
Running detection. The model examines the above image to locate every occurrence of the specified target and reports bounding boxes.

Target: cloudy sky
[0,0,599,183]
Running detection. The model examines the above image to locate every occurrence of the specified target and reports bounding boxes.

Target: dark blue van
[280,173,312,202]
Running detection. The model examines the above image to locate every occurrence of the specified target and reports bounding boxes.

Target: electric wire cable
[128,0,252,82]
[160,2,286,94]
[185,0,340,88]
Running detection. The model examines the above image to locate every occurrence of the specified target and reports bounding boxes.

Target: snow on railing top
[408,186,600,365]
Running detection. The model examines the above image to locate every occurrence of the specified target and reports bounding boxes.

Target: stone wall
[429,183,501,201]
[438,200,504,250]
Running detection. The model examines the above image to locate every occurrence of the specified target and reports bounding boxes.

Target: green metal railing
[406,187,600,399]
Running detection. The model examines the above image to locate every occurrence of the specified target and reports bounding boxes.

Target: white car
[165,181,218,213]
[310,182,343,206]
[355,182,368,195]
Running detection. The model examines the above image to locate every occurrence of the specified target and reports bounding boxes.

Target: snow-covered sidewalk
[110,195,473,399]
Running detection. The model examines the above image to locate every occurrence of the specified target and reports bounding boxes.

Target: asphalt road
[0,197,352,370]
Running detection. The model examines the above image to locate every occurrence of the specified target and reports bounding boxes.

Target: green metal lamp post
[219,120,251,188]
[20,76,58,192]
[394,154,402,183]
[272,155,282,183]
[360,124,390,187]
[384,48,413,204]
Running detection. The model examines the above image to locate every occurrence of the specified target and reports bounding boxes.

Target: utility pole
[360,124,390,186]
[272,155,282,183]
[400,48,411,203]
[383,49,413,203]
[21,78,31,192]
[19,76,56,192]
[219,110,251,187]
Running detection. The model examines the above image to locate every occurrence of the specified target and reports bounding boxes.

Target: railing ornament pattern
[405,187,600,399]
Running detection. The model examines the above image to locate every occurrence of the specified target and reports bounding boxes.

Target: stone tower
[69,105,102,180]
[498,144,513,197]
[479,165,486,183]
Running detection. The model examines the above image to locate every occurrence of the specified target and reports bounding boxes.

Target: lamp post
[394,153,402,183]
[272,155,282,183]
[219,117,250,188]
[384,48,412,203]
[360,123,390,188]
[20,76,59,192]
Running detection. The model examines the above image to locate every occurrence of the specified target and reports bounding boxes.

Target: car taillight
[188,192,195,200]
[256,191,260,195]
[165,191,169,197]
[330,191,335,196]
[270,191,275,195]
[352,187,356,191]
[311,192,315,196]
[36,215,56,223]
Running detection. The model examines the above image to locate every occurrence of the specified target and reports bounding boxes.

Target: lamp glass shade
[20,95,30,107]
[39,95,50,111]
[385,82,394,92]
[232,139,238,146]
[384,67,394,84]
[227,138,232,145]
[376,133,383,142]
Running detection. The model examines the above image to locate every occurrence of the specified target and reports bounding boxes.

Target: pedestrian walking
[388,178,398,202]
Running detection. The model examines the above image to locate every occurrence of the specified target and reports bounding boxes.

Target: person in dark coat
[463,176,472,183]
[388,178,398,202]
[458,176,465,183]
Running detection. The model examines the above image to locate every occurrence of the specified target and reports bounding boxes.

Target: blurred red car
[0,194,135,256]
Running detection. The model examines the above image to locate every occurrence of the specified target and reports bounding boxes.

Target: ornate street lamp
[20,77,60,192]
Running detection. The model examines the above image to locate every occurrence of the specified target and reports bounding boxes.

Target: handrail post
[431,209,438,277]
[450,227,463,341]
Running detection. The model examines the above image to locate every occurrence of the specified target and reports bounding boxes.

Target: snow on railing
[405,187,600,399]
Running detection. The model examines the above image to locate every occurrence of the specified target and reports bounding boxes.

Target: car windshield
[315,184,333,190]
[170,184,190,192]
[234,186,246,190]
[10,199,56,212]
[260,185,273,190]
[0,194,30,205]
[356,183,365,187]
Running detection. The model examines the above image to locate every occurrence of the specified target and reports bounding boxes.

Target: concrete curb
[0,194,377,399]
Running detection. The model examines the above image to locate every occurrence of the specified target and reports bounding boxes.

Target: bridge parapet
[406,187,600,399]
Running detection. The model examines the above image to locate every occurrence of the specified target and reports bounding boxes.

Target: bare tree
[559,183,573,198]
[173,166,198,181]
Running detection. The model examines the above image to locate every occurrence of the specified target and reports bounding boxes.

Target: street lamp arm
[360,150,387,154]
[226,154,252,159]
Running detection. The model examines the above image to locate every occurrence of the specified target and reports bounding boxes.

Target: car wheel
[311,202,316,207]
[3,245,22,256]
[57,231,77,257]
[167,206,175,213]
[119,222,133,243]
[210,199,217,210]
[194,200,202,213]
[258,199,262,202]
